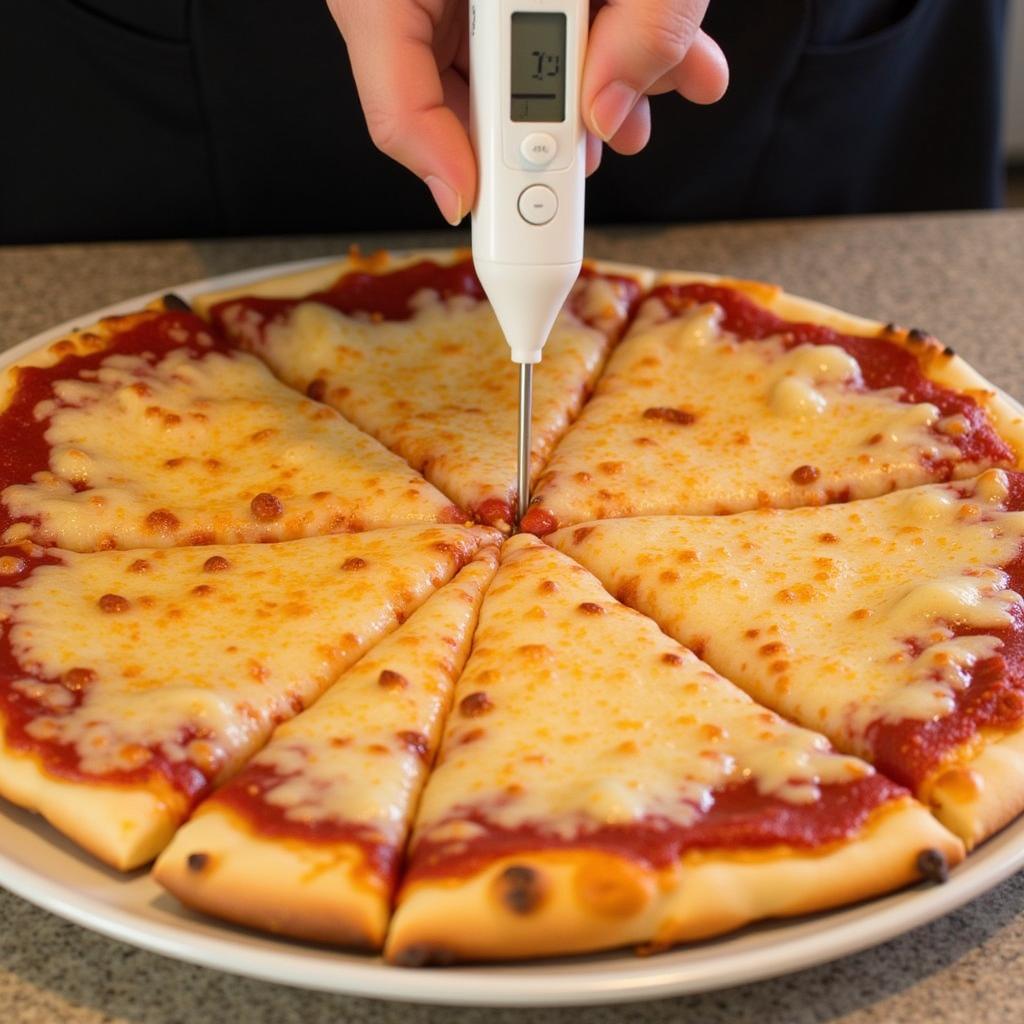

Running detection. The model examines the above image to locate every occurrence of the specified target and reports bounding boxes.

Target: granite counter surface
[2,211,1024,1023]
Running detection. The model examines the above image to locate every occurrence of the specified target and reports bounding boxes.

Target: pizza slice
[0,298,463,553]
[522,274,1024,534]
[199,250,651,531]
[153,545,497,949]
[548,469,1024,848]
[0,524,494,869]
[384,535,962,965]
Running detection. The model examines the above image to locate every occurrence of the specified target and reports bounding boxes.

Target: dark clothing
[0,0,1008,243]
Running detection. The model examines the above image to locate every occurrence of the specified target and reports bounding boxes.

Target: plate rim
[1,255,1023,1008]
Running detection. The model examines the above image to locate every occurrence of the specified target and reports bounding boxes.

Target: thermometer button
[520,132,558,167]
[518,184,558,225]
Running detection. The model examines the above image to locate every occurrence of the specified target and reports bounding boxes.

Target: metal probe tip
[516,362,533,528]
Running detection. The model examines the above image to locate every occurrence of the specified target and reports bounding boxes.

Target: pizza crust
[925,725,1024,849]
[0,307,164,412]
[190,248,471,319]
[0,725,182,870]
[385,799,963,964]
[154,804,388,949]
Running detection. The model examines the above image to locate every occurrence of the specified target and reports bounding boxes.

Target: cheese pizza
[0,298,463,553]
[154,546,497,948]
[0,525,492,868]
[522,275,1024,534]
[2,249,1022,968]
[548,470,1024,848]
[200,250,651,531]
[386,536,962,963]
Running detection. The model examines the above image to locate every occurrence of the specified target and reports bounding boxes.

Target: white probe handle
[470,0,588,364]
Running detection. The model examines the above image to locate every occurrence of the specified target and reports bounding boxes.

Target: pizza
[548,469,1024,848]
[153,546,497,947]
[0,524,493,868]
[1,250,1022,966]
[0,297,464,553]
[198,250,651,531]
[521,273,1024,534]
[385,535,962,963]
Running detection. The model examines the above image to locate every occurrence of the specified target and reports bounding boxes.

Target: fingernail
[590,81,639,142]
[425,175,463,227]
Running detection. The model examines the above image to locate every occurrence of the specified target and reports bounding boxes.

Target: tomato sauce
[210,761,397,881]
[0,310,228,538]
[866,471,1024,787]
[405,774,905,882]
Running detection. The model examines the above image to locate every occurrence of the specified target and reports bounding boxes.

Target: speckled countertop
[2,211,1024,1023]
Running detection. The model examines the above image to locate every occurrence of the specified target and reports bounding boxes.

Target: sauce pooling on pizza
[208,257,647,530]
[209,257,642,334]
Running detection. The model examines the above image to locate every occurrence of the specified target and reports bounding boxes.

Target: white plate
[2,259,1024,1008]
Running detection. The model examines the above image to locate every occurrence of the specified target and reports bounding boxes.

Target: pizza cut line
[0,524,494,869]
[200,249,653,531]
[0,250,1022,965]
[548,469,1024,849]
[521,272,1024,534]
[153,546,498,948]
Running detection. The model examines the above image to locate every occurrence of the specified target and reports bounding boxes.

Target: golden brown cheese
[2,346,459,551]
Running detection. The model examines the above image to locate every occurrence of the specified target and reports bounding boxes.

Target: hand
[327,1,728,226]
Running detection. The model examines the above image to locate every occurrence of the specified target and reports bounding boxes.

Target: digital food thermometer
[469,0,588,525]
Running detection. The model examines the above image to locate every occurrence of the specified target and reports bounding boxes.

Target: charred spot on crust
[306,378,327,402]
[162,293,191,313]
[186,852,210,873]
[578,602,604,615]
[203,555,230,573]
[883,322,898,335]
[942,345,956,357]
[341,557,367,570]
[907,327,929,343]
[392,943,457,968]
[98,593,130,613]
[497,864,545,914]
[916,847,949,884]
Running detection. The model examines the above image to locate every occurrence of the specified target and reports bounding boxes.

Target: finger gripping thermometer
[470,0,588,526]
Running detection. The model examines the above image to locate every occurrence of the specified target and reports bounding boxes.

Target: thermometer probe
[469,0,588,525]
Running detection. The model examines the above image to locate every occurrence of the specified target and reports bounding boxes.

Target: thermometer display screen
[510,12,567,123]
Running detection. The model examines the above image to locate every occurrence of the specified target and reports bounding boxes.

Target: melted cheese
[0,526,488,783]
[410,536,869,849]
[209,549,495,844]
[218,275,639,527]
[2,347,457,552]
[530,306,1000,528]
[549,470,1024,758]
